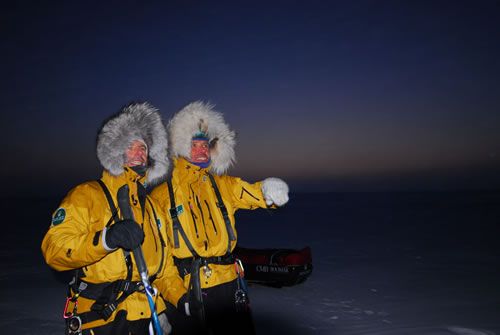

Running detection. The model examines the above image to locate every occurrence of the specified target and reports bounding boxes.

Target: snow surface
[1,192,499,334]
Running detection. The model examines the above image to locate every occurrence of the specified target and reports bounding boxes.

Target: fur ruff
[96,102,169,184]
[168,101,236,175]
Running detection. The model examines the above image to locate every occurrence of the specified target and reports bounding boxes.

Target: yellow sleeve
[154,241,188,307]
[40,183,109,271]
[221,176,269,210]
[151,188,188,306]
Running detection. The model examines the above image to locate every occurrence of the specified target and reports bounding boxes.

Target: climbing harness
[63,180,165,333]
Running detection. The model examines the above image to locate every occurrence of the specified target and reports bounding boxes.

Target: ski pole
[117,184,163,335]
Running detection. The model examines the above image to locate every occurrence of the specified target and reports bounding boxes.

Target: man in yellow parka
[150,101,289,334]
[41,102,186,334]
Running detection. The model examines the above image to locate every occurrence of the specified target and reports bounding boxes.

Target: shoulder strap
[95,179,132,280]
[166,179,200,258]
[207,173,236,253]
[146,197,165,247]
[96,179,119,228]
[146,196,165,282]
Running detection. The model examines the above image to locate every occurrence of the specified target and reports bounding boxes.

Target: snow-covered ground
[1,192,499,334]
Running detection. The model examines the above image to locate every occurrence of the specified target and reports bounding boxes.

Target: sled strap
[166,179,200,258]
[207,173,236,253]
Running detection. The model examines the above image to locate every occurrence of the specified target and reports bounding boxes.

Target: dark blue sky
[2,1,500,196]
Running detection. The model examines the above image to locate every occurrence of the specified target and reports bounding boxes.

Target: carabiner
[63,292,79,319]
[234,258,245,278]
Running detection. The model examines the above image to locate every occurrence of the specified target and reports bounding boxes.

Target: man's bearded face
[125,140,148,167]
[190,139,210,163]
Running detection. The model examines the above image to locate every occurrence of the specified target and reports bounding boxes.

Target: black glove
[105,219,144,250]
[178,292,205,317]
[177,293,191,316]
[188,289,206,317]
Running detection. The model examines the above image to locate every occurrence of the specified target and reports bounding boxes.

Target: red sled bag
[233,246,313,287]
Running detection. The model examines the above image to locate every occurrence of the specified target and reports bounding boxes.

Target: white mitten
[261,178,289,206]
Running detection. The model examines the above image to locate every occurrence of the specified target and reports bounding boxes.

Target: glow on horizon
[3,1,500,195]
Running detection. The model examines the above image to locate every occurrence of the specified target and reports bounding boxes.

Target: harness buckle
[202,264,212,279]
[100,303,117,320]
[169,208,178,219]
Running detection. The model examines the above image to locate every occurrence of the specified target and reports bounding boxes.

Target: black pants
[167,279,255,335]
[79,310,151,335]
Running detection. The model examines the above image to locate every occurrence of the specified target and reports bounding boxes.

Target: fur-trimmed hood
[168,101,236,175]
[96,102,169,184]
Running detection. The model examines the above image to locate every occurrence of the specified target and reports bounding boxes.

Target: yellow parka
[150,158,269,291]
[41,168,186,330]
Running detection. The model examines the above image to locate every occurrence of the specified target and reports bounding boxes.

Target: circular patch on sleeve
[52,208,66,225]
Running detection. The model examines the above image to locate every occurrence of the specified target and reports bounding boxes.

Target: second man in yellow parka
[150,101,290,334]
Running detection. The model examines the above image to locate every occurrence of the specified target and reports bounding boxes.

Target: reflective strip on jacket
[150,158,269,291]
[41,168,186,329]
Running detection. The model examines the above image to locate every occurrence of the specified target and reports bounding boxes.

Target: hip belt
[173,253,235,278]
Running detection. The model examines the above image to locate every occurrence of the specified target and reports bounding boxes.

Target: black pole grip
[117,184,148,275]
[117,184,134,220]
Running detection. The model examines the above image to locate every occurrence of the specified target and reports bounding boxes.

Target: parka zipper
[195,195,211,250]
[188,201,200,238]
[146,211,158,251]
[204,199,218,234]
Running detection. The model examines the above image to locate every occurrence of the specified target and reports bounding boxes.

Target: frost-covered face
[125,140,148,167]
[190,139,210,163]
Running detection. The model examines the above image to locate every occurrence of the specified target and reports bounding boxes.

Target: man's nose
[134,150,146,157]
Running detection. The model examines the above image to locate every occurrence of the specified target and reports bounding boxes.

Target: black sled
[233,246,313,287]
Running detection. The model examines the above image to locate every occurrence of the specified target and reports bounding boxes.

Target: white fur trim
[261,177,289,206]
[168,101,236,175]
[96,102,169,185]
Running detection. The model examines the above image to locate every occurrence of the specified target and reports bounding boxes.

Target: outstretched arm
[223,175,289,210]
